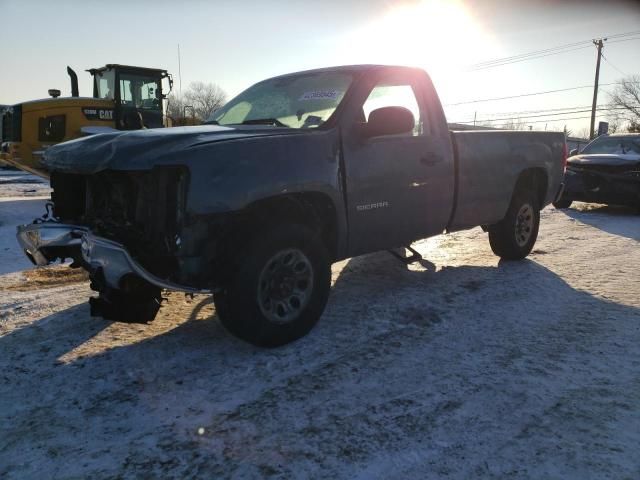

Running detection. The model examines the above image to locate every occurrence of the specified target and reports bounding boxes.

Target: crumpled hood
[43,125,300,174]
[568,153,640,167]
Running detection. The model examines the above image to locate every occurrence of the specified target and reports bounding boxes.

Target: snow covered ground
[1,170,639,479]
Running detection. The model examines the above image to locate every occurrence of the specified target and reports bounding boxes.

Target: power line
[443,83,622,106]
[607,30,640,39]
[469,41,591,69]
[468,45,592,71]
[451,106,632,125]
[602,53,628,77]
[470,103,619,117]
[465,29,640,71]
[453,115,605,126]
[607,36,640,45]
[518,115,593,125]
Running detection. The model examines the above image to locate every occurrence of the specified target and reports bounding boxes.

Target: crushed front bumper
[17,223,88,266]
[16,223,210,294]
[80,232,210,294]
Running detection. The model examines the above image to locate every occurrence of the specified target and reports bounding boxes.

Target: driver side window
[362,83,423,136]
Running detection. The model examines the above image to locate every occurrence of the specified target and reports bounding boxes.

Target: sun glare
[344,1,499,95]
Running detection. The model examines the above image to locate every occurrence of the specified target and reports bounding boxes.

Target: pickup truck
[17,65,567,347]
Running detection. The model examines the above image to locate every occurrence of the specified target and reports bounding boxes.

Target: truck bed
[448,130,566,231]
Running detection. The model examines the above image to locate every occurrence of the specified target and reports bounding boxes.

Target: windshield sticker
[299,90,341,101]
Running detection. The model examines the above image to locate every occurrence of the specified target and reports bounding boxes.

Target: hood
[43,125,303,174]
[568,152,640,167]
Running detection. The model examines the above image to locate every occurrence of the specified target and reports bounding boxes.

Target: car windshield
[581,136,640,155]
[208,71,353,129]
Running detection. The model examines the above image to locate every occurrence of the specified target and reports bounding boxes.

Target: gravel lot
[1,169,639,479]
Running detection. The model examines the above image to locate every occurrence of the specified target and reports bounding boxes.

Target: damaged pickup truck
[553,133,640,211]
[18,65,567,347]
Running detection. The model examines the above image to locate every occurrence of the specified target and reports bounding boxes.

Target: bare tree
[185,81,227,121]
[475,119,494,129]
[577,126,591,139]
[501,118,526,130]
[608,75,640,132]
[607,117,620,134]
[166,82,227,125]
[166,93,186,123]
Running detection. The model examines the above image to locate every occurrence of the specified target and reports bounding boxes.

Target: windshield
[118,73,162,112]
[95,70,116,100]
[581,135,640,155]
[209,71,353,128]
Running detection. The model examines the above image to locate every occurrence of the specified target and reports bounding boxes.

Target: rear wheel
[214,224,331,347]
[488,189,540,260]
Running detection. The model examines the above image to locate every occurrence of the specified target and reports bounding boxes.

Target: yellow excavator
[0,64,172,177]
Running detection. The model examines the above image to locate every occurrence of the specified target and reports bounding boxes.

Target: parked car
[17,65,566,347]
[553,133,640,211]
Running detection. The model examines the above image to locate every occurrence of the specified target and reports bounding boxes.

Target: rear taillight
[562,141,568,173]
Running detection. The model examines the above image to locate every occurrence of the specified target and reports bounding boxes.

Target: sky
[1,0,639,135]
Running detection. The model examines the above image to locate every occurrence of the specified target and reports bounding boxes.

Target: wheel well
[514,168,548,207]
[240,193,339,260]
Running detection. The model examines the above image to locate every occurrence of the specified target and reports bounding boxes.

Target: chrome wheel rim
[515,204,534,247]
[257,248,314,324]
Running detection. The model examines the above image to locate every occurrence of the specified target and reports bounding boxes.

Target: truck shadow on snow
[562,204,640,241]
[2,252,640,477]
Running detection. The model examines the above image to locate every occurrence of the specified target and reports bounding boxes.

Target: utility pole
[589,38,606,139]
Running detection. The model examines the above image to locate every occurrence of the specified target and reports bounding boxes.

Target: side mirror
[360,106,415,138]
[569,148,578,156]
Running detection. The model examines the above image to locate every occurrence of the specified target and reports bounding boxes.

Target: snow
[1,171,640,479]
[0,169,51,275]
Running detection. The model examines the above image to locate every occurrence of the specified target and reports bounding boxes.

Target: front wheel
[214,224,331,347]
[488,189,540,260]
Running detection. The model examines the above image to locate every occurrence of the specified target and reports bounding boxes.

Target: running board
[387,246,423,265]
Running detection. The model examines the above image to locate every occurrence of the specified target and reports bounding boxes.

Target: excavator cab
[88,64,172,130]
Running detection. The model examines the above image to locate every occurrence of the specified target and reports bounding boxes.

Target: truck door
[342,70,454,257]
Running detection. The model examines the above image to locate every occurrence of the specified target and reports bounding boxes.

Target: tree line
[167,81,227,125]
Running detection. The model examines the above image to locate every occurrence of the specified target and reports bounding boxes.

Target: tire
[488,188,540,260]
[552,196,572,209]
[213,224,331,347]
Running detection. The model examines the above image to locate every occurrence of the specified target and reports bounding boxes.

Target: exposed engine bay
[50,168,188,280]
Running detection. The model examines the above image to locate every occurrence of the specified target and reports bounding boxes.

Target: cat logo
[98,109,113,120]
[82,107,115,121]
